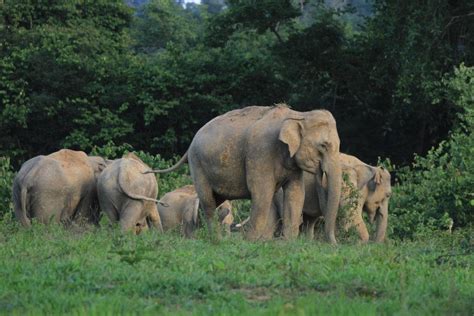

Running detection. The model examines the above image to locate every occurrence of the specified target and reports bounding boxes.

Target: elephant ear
[88,156,108,173]
[97,158,108,172]
[374,167,383,184]
[217,205,230,222]
[355,165,380,191]
[279,119,303,158]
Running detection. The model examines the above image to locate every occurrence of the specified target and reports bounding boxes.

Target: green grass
[0,218,472,315]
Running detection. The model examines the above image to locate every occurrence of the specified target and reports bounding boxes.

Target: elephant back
[47,149,95,188]
[173,185,197,195]
[117,158,158,199]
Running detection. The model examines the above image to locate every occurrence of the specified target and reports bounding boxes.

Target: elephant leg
[183,221,196,238]
[35,205,63,224]
[147,204,163,233]
[282,176,305,240]
[75,192,99,225]
[355,220,369,243]
[34,190,69,224]
[259,200,280,239]
[346,198,369,243]
[98,193,119,225]
[60,192,81,225]
[246,184,275,241]
[183,200,199,238]
[345,215,369,243]
[119,201,145,234]
[193,177,219,240]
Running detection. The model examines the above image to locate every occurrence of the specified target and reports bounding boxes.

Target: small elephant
[267,153,392,242]
[97,153,165,233]
[12,149,108,226]
[158,185,233,237]
[305,153,391,242]
[147,105,342,243]
[259,154,391,242]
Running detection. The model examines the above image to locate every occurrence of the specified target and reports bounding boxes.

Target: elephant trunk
[374,199,388,242]
[322,157,342,245]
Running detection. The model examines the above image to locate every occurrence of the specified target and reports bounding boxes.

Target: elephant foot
[244,229,271,242]
[282,225,300,240]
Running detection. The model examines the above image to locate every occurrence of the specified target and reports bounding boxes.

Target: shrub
[389,64,474,239]
[0,157,15,217]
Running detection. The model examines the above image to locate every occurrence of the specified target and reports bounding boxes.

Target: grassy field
[0,218,472,315]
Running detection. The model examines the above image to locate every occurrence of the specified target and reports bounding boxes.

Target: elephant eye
[318,142,329,151]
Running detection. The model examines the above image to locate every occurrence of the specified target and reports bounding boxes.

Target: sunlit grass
[0,217,472,315]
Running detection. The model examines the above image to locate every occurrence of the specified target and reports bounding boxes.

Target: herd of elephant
[12,104,391,243]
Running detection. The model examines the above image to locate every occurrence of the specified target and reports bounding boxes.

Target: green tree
[0,1,135,163]
[390,64,474,238]
[131,0,202,53]
[342,0,474,164]
[206,0,300,46]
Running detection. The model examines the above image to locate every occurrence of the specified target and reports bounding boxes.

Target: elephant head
[88,156,110,178]
[356,165,391,242]
[217,201,234,234]
[279,110,342,244]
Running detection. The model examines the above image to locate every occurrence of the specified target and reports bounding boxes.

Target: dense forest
[1,0,472,166]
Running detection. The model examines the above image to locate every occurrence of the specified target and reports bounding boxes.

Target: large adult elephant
[158,185,234,238]
[97,153,165,233]
[12,149,108,226]
[303,153,391,242]
[147,105,342,243]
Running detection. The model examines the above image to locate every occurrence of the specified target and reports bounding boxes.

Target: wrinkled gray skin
[12,149,108,226]
[97,153,164,234]
[262,153,391,242]
[147,105,342,243]
[158,185,233,238]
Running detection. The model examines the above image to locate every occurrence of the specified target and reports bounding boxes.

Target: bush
[389,64,474,239]
[0,157,15,217]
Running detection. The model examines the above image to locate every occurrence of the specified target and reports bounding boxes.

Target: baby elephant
[158,185,233,237]
[258,153,391,242]
[97,153,165,234]
[303,153,391,242]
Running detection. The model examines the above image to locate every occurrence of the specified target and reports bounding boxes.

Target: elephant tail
[13,181,31,227]
[143,151,188,174]
[118,162,168,207]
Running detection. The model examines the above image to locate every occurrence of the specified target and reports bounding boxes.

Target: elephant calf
[256,153,391,242]
[302,153,391,242]
[12,149,108,226]
[97,153,165,234]
[158,185,234,238]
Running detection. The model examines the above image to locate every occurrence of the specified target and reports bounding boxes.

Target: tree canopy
[1,0,473,167]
